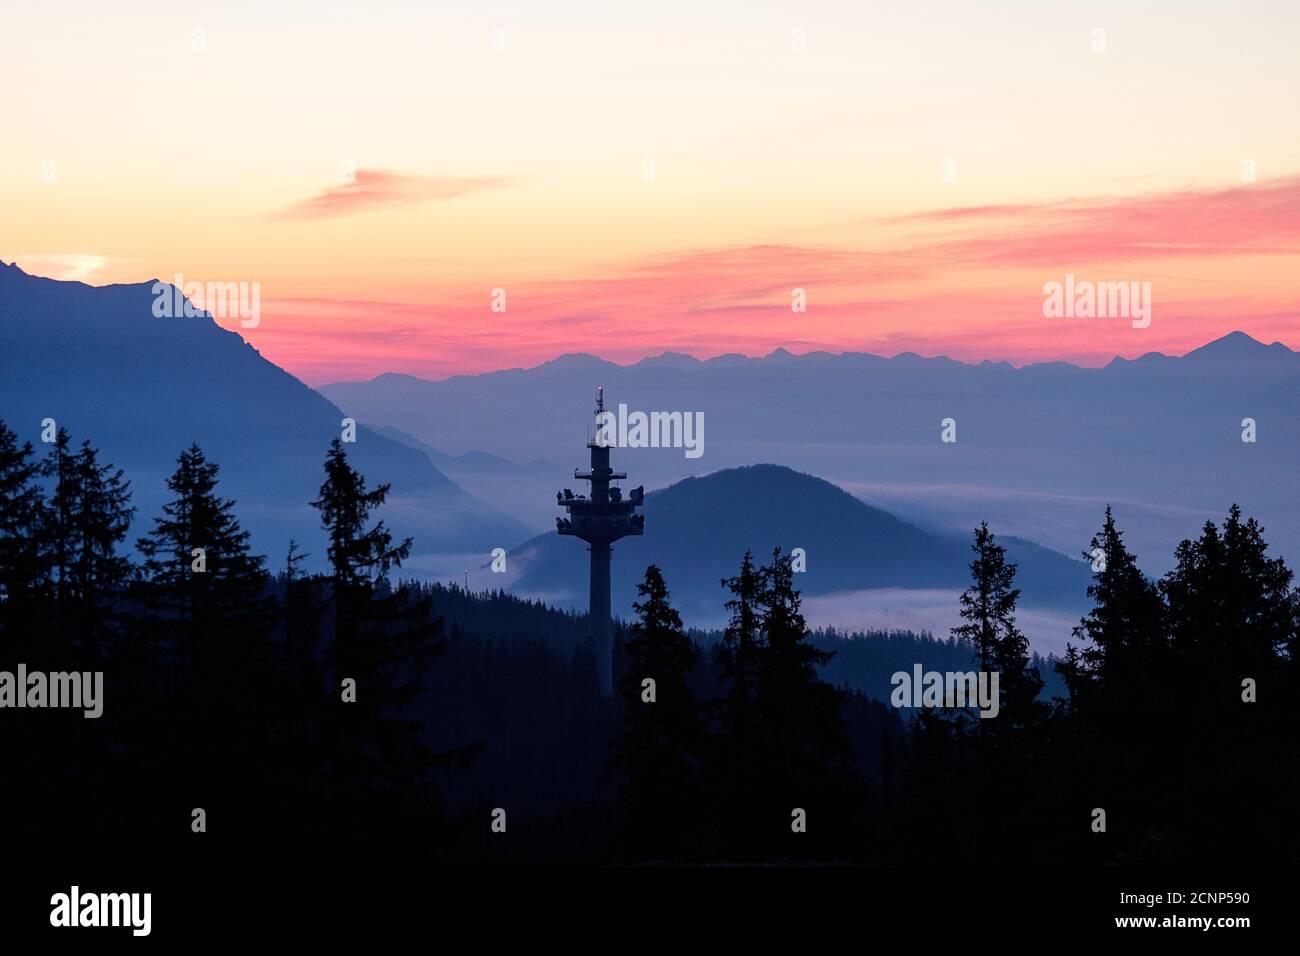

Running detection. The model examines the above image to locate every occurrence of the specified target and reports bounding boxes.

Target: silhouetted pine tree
[1159,504,1298,860]
[716,549,764,726]
[39,428,77,655]
[0,420,56,846]
[280,539,324,719]
[1060,507,1167,713]
[134,444,277,840]
[1162,504,1295,680]
[607,564,706,860]
[711,548,859,858]
[274,538,328,839]
[46,437,136,815]
[4,428,138,838]
[947,522,1045,860]
[1053,507,1173,862]
[54,438,134,665]
[135,444,273,654]
[952,522,1043,732]
[754,547,855,855]
[311,439,466,846]
[0,419,49,658]
[712,549,767,856]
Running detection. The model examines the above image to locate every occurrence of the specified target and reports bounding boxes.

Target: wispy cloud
[227,176,1300,383]
[892,176,1300,265]
[883,203,1039,224]
[272,170,509,221]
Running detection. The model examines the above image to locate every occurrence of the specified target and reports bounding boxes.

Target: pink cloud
[895,176,1300,265]
[224,176,1300,382]
[273,170,509,221]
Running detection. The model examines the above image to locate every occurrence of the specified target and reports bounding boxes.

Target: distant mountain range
[510,464,1090,621]
[4,258,1294,642]
[364,423,565,531]
[321,331,1300,573]
[0,261,529,564]
[367,423,556,478]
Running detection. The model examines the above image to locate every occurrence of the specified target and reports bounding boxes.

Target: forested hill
[413,580,1066,705]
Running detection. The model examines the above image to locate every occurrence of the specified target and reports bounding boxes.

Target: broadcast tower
[555,387,645,695]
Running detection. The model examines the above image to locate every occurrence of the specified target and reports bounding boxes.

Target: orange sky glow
[3,1,1297,384]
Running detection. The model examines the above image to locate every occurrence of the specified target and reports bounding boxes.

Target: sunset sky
[3,0,1298,384]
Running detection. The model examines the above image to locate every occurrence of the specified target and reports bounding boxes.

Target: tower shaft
[589,540,612,694]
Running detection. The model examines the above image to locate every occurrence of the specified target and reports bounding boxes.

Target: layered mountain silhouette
[368,422,561,481]
[0,261,528,562]
[510,464,1090,621]
[322,331,1300,571]
[366,423,564,529]
[5,258,1295,601]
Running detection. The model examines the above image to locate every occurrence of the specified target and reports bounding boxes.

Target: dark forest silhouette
[0,417,1296,866]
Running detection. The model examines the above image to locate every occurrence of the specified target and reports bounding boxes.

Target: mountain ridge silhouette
[0,260,529,564]
[511,463,1090,620]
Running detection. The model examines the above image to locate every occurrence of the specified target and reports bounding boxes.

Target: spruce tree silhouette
[947,522,1044,861]
[606,564,706,861]
[134,444,277,845]
[713,549,767,857]
[271,538,329,844]
[1159,504,1298,860]
[39,428,77,652]
[952,522,1044,731]
[41,434,135,821]
[711,548,856,859]
[1163,505,1296,681]
[1055,507,1173,860]
[0,419,59,849]
[311,438,477,850]
[1062,507,1167,701]
[0,419,49,660]
[52,437,134,666]
[135,444,273,655]
[754,546,854,857]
